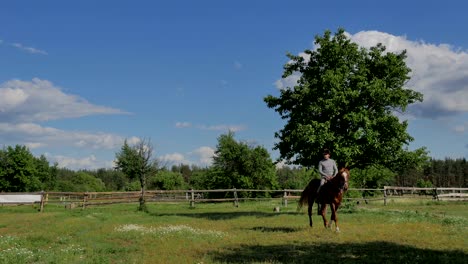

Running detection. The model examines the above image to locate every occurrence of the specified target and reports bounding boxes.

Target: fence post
[190,189,195,208]
[39,191,45,212]
[82,192,88,210]
[233,188,239,207]
[283,190,288,207]
[383,186,387,206]
[433,188,438,201]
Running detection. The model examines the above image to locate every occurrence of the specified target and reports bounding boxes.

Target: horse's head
[336,167,350,191]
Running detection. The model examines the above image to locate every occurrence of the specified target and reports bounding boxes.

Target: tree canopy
[264,28,426,170]
[0,145,56,192]
[207,132,278,192]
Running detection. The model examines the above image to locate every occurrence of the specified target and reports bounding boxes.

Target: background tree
[276,166,316,189]
[56,170,105,192]
[148,169,187,190]
[422,158,467,187]
[264,28,425,170]
[115,139,157,212]
[207,132,278,197]
[171,164,193,183]
[188,167,211,190]
[351,165,395,189]
[92,168,128,191]
[34,155,58,191]
[0,145,55,192]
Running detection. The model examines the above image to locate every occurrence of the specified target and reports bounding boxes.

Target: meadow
[0,199,467,264]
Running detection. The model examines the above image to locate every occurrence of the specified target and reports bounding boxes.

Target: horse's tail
[297,180,316,211]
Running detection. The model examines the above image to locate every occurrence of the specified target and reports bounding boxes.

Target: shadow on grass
[208,241,467,264]
[150,211,301,220]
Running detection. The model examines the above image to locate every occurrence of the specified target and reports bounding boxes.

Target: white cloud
[47,154,114,170]
[177,121,247,132]
[0,87,29,111]
[197,124,246,132]
[275,52,310,90]
[0,78,127,122]
[0,78,137,170]
[453,122,468,134]
[175,122,192,128]
[11,43,48,55]
[0,122,129,149]
[275,160,288,169]
[126,136,142,146]
[24,142,46,149]
[159,153,190,165]
[11,43,47,55]
[0,78,138,170]
[453,125,464,133]
[158,146,215,167]
[274,74,300,90]
[191,146,215,166]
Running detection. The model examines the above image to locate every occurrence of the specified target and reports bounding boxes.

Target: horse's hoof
[335,227,340,233]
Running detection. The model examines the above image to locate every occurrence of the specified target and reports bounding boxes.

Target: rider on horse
[317,149,338,198]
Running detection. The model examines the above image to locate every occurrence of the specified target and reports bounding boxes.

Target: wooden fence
[1,186,467,211]
[382,186,468,204]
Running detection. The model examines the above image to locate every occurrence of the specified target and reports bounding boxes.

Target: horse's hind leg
[308,203,313,227]
[308,192,316,227]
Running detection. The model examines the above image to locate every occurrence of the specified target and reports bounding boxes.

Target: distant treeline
[396,158,467,187]
[0,144,466,192]
[54,158,468,192]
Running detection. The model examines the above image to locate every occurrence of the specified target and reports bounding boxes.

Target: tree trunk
[138,175,148,212]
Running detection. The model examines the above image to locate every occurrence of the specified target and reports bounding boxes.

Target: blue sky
[1,0,467,169]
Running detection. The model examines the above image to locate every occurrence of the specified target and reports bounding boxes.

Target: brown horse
[298,167,350,232]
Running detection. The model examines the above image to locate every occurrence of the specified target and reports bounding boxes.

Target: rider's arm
[333,161,338,177]
[318,161,326,177]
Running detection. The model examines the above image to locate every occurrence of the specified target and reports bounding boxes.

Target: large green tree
[207,132,278,194]
[115,139,157,211]
[0,145,56,192]
[264,28,426,170]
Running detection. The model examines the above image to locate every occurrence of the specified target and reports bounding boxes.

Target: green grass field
[0,199,467,263]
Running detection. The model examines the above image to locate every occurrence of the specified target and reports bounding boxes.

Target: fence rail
[1,186,467,211]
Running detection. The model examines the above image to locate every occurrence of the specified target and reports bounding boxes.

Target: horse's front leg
[320,203,328,228]
[330,203,339,232]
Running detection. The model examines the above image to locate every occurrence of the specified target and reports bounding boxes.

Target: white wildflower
[114,224,225,238]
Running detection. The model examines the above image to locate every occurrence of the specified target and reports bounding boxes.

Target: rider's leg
[316,178,326,212]
[316,178,326,194]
